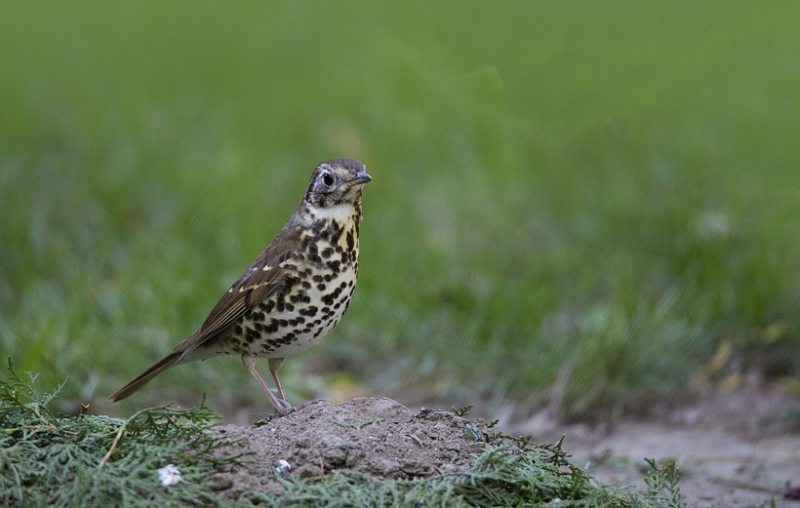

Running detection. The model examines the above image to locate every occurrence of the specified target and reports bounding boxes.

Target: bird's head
[304,158,371,210]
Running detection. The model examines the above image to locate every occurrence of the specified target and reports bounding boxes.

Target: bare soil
[206,397,494,500]
[511,387,800,507]
[203,389,800,506]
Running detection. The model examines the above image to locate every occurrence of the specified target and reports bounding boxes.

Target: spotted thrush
[109,158,371,415]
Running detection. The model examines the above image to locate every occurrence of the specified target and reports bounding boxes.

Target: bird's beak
[348,171,372,186]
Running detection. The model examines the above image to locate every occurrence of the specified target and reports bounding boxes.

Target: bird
[109,158,371,415]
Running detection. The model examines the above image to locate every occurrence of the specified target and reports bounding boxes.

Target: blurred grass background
[1,2,799,420]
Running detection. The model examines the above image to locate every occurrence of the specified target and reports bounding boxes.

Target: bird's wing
[176,225,300,356]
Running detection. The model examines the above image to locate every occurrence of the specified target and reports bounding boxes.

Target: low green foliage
[250,444,641,508]
[0,365,696,507]
[0,361,241,507]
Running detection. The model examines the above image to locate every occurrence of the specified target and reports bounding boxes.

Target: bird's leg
[241,356,293,416]
[268,357,286,401]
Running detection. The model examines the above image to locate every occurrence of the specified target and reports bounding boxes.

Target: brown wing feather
[175,224,302,357]
[108,223,303,402]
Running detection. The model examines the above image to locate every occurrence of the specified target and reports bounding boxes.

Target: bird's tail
[108,351,184,402]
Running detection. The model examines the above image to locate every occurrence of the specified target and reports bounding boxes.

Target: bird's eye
[322,173,335,187]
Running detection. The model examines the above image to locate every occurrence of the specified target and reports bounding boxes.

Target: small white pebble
[273,459,292,475]
[158,464,184,487]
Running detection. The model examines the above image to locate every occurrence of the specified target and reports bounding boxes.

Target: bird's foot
[273,398,295,417]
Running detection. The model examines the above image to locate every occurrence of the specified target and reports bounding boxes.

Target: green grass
[1,2,799,417]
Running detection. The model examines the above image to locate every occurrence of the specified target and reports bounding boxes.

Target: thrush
[109,158,371,415]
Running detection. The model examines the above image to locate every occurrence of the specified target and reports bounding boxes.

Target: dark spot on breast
[329,221,344,244]
[316,219,329,239]
[278,332,296,345]
[321,284,345,306]
[265,319,280,334]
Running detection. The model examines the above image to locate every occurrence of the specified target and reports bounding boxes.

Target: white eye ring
[321,173,335,187]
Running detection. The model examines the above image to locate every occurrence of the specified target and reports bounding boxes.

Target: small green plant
[447,445,628,507]
[640,458,686,508]
[452,405,474,417]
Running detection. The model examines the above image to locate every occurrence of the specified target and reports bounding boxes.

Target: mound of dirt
[207,397,493,498]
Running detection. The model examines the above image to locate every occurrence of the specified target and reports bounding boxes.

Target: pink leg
[242,356,293,416]
[268,357,286,401]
